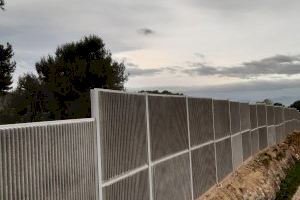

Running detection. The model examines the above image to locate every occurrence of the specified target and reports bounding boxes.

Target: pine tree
[0,0,4,10]
[0,43,16,95]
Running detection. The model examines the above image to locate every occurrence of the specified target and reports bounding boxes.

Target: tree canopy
[290,100,300,112]
[0,0,4,10]
[35,35,127,119]
[0,43,16,95]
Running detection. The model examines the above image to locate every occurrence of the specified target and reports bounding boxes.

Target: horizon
[1,0,300,105]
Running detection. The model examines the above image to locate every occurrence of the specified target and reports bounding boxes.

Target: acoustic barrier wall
[1,89,300,200]
[0,118,97,200]
[91,89,300,200]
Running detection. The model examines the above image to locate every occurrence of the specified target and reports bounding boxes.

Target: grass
[276,161,300,200]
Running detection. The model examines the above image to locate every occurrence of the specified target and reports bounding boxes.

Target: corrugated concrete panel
[0,119,97,200]
[188,98,214,146]
[275,125,284,144]
[230,102,241,134]
[213,100,230,139]
[267,106,275,126]
[251,130,259,155]
[250,105,258,129]
[259,127,268,150]
[98,91,148,180]
[274,107,284,125]
[231,134,243,170]
[257,104,267,127]
[242,131,251,161]
[153,153,192,200]
[191,144,216,199]
[267,126,276,146]
[149,95,189,161]
[216,138,233,182]
[240,103,251,131]
[102,169,149,200]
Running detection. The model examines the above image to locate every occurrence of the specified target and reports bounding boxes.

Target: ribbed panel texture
[216,138,233,182]
[148,95,188,161]
[98,91,148,180]
[231,134,243,170]
[267,126,276,146]
[251,130,259,155]
[267,106,275,126]
[257,104,267,126]
[274,107,284,125]
[230,102,241,134]
[250,105,258,129]
[188,98,214,146]
[213,100,230,139]
[242,131,251,161]
[102,169,149,200]
[240,103,251,131]
[259,127,268,150]
[191,144,216,198]
[152,153,192,200]
[0,119,96,200]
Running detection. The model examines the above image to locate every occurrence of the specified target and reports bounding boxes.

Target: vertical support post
[185,97,194,199]
[212,99,219,184]
[145,94,154,200]
[90,89,103,200]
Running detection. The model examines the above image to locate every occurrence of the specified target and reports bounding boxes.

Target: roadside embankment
[199,132,300,200]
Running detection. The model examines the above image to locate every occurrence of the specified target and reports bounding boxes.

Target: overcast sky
[1,0,300,105]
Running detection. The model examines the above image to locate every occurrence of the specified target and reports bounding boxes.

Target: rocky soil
[199,132,300,200]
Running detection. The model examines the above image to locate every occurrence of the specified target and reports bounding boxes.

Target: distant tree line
[139,90,183,96]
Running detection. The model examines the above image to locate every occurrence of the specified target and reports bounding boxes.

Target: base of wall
[198,131,300,200]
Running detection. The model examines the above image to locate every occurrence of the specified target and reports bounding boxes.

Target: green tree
[0,0,4,10]
[274,102,284,107]
[35,35,128,119]
[290,101,300,112]
[0,43,16,95]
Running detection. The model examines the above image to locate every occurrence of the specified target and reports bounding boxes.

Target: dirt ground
[199,132,300,200]
[292,187,300,200]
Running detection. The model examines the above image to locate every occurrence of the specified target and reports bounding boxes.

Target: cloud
[128,78,300,105]
[127,64,181,77]
[137,28,155,36]
[183,55,300,78]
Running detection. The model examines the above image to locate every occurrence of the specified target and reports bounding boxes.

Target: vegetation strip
[276,161,300,200]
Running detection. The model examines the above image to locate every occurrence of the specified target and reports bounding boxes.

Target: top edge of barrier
[274,105,284,108]
[93,88,187,98]
[256,103,267,106]
[92,88,145,96]
[0,118,95,130]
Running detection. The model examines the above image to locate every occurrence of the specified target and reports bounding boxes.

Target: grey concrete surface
[191,144,216,198]
[188,98,214,146]
[213,100,231,139]
[148,95,189,161]
[216,138,233,182]
[0,119,97,200]
[240,103,251,131]
[242,131,251,161]
[251,129,259,155]
[267,106,275,126]
[230,102,241,134]
[98,91,148,180]
[102,169,149,200]
[250,105,258,129]
[259,127,268,150]
[257,104,267,127]
[231,134,243,170]
[152,153,192,200]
